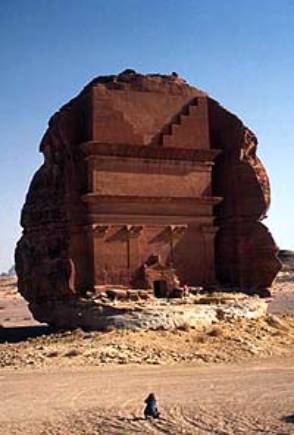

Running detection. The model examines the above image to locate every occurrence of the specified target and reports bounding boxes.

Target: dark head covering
[145,393,156,403]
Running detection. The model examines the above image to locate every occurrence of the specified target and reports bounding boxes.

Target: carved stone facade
[15,70,281,321]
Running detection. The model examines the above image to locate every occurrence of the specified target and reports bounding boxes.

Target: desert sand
[0,276,294,434]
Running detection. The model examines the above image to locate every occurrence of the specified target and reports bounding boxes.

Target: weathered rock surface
[15,70,281,327]
[29,293,267,331]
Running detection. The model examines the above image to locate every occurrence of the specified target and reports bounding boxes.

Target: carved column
[167,225,187,266]
[200,225,219,286]
[125,225,144,279]
[92,224,110,285]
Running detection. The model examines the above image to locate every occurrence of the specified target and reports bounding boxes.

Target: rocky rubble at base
[1,313,293,370]
[1,276,293,369]
[30,290,268,331]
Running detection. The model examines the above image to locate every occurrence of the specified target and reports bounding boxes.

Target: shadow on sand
[0,325,55,344]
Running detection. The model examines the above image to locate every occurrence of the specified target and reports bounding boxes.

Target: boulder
[15,71,280,327]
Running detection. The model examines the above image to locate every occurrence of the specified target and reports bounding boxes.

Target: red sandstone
[15,70,281,323]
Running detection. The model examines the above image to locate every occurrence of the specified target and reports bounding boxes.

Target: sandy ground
[0,277,39,328]
[0,277,294,434]
[1,359,294,434]
[1,313,294,370]
[268,279,294,315]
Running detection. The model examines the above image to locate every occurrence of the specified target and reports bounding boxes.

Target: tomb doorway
[153,280,168,298]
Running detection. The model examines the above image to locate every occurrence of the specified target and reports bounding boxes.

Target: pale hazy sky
[0,0,293,271]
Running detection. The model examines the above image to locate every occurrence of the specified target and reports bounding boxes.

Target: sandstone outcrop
[277,250,294,282]
[15,70,281,326]
[27,292,268,331]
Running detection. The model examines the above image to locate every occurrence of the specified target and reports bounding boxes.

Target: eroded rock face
[15,70,281,325]
[28,293,268,331]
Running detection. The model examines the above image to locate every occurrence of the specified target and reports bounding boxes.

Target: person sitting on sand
[144,393,160,419]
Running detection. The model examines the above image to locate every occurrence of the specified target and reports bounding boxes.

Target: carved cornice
[82,193,222,206]
[93,224,109,236]
[70,224,110,235]
[80,141,221,163]
[124,224,144,237]
[168,224,188,235]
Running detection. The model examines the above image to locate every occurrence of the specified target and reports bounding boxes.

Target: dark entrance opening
[153,280,168,298]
